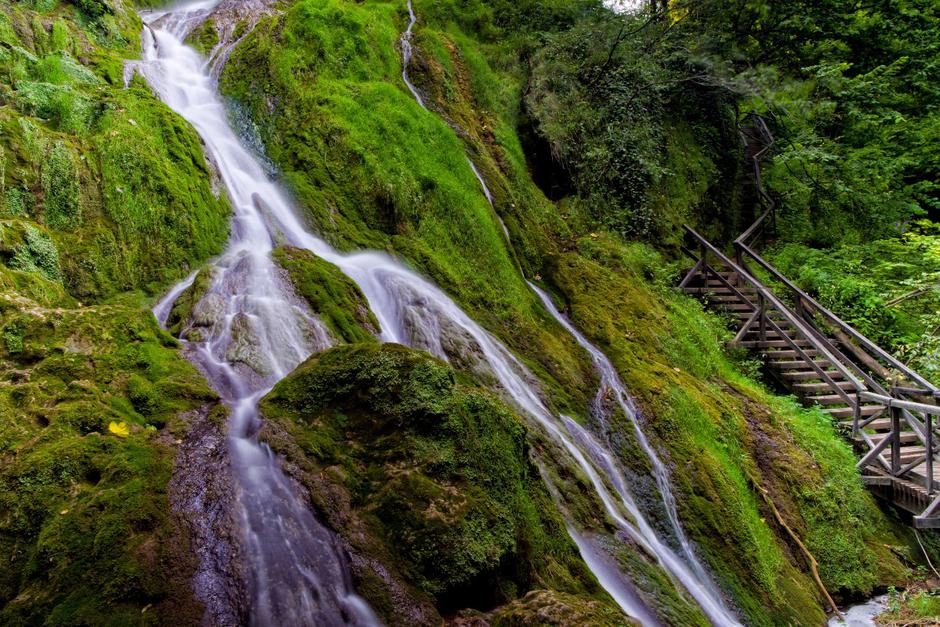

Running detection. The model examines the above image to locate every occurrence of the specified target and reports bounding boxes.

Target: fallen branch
[747,472,844,620]
[914,529,940,581]
[887,286,937,308]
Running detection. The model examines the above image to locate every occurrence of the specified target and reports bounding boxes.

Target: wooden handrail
[684,225,866,393]
[859,392,940,416]
[736,239,938,393]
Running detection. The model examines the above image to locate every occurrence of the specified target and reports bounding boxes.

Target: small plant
[2,323,23,354]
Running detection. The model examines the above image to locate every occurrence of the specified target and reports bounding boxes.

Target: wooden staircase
[680,222,940,527]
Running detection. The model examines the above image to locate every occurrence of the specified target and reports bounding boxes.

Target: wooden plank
[771,359,833,370]
[805,394,852,406]
[823,405,884,419]
[781,369,846,381]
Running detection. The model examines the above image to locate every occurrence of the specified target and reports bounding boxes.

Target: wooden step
[899,447,928,463]
[770,359,832,370]
[793,380,856,393]
[742,330,800,342]
[699,286,757,296]
[708,294,751,303]
[740,339,813,349]
[806,393,853,406]
[823,405,885,419]
[780,369,846,381]
[685,287,755,296]
[843,417,893,431]
[762,349,819,359]
[870,432,921,445]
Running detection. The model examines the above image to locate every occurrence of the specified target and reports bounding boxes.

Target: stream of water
[141,1,740,624]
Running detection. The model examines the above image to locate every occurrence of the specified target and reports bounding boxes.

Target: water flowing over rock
[145,1,739,623]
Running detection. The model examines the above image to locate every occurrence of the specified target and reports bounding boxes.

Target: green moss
[260,343,611,621]
[484,589,637,626]
[544,236,910,624]
[220,0,595,415]
[273,245,378,344]
[185,18,218,57]
[165,266,214,338]
[0,0,229,303]
[0,274,216,623]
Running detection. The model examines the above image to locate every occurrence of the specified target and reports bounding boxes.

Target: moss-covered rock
[0,266,217,624]
[473,589,638,626]
[259,343,617,624]
[273,245,378,344]
[0,0,230,302]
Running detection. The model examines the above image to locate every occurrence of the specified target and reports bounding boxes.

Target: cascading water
[398,4,737,624]
[139,7,378,626]
[399,0,425,109]
[529,282,726,601]
[141,1,739,624]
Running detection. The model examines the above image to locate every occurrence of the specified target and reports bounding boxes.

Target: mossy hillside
[545,235,910,624]
[0,266,216,624]
[220,0,596,416]
[0,0,230,302]
[259,343,618,623]
[400,16,569,280]
[273,246,379,344]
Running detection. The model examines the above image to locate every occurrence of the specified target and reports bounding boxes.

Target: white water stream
[399,4,737,624]
[141,0,739,624]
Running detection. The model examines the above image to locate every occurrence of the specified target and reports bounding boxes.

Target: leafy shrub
[9,223,62,282]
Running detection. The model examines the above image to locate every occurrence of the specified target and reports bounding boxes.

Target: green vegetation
[273,246,378,344]
[767,225,940,384]
[0,266,215,624]
[260,343,611,623]
[0,0,229,301]
[0,0,934,622]
[0,0,230,623]
[220,0,598,416]
[216,0,939,622]
[543,237,908,623]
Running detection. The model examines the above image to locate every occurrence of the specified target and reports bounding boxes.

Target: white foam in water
[829,596,889,627]
[142,1,740,624]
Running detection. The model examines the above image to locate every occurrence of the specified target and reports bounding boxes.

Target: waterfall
[140,1,740,624]
[395,5,737,622]
[530,282,733,615]
[138,9,378,626]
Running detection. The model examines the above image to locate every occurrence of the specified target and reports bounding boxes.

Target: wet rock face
[198,0,279,77]
[225,311,272,376]
[169,405,248,627]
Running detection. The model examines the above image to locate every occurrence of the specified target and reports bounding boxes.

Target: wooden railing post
[852,392,861,439]
[891,404,902,476]
[794,291,805,319]
[927,412,934,495]
[758,293,766,342]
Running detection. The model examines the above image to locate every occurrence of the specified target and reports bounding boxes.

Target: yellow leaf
[108,421,130,438]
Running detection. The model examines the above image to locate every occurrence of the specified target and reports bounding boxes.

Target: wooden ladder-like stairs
[681,222,940,528]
